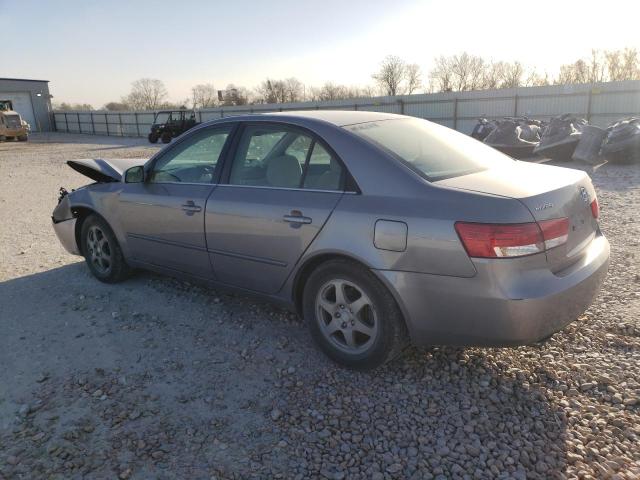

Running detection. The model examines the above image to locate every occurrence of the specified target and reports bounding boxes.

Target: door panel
[205,186,342,293]
[119,183,215,279]
[117,124,234,279]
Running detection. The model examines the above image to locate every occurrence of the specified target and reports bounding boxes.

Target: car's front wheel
[81,214,131,283]
[17,135,28,142]
[148,132,159,143]
[161,132,172,143]
[303,259,408,369]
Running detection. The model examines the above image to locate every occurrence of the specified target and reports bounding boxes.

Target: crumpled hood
[67,158,147,183]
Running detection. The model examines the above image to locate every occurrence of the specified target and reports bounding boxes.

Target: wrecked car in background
[482,117,544,158]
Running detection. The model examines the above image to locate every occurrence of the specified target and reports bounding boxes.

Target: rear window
[346,118,514,181]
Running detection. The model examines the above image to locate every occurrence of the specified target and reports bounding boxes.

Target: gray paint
[52,111,610,347]
[0,78,52,132]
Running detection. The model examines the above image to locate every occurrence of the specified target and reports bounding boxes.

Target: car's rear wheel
[81,214,130,283]
[148,132,159,143]
[303,259,408,369]
[161,132,172,144]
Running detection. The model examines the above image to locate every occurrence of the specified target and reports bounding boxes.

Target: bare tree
[372,55,406,96]
[53,102,94,111]
[103,101,129,111]
[191,83,217,109]
[123,79,168,110]
[524,69,550,87]
[221,84,249,106]
[499,61,525,88]
[285,78,305,102]
[405,64,422,94]
[429,55,455,92]
[606,47,640,81]
[430,53,487,92]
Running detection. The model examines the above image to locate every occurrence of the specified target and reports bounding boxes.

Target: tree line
[53,47,640,111]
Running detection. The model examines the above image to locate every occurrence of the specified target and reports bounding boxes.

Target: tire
[161,132,172,144]
[80,214,131,283]
[17,135,28,142]
[0,135,5,142]
[148,132,159,143]
[303,259,408,369]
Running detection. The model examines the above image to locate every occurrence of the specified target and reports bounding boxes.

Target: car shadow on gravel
[1,264,570,479]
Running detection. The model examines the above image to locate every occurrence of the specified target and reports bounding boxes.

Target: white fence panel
[53,80,640,137]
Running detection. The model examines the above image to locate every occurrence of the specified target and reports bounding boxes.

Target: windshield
[154,112,170,124]
[346,118,515,181]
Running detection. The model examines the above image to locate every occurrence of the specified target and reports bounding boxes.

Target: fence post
[220,110,224,118]
[91,112,95,134]
[453,98,458,130]
[198,111,203,123]
[135,112,140,136]
[397,99,405,115]
[354,104,358,111]
[118,113,123,136]
[51,112,57,132]
[513,94,519,117]
[105,113,109,136]
[64,112,68,132]
[77,112,81,134]
[586,86,593,122]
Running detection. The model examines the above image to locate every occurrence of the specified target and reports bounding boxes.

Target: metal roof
[0,78,49,83]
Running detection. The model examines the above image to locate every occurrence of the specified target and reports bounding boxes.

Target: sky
[3,0,640,106]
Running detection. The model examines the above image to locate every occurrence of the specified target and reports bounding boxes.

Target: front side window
[346,118,514,181]
[150,126,232,183]
[229,125,344,190]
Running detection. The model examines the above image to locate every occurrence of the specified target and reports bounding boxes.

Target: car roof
[206,110,403,128]
[262,110,402,126]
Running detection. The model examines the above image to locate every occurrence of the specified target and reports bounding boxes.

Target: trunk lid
[67,158,146,183]
[437,161,598,271]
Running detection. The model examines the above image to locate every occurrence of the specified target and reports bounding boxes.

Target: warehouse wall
[53,80,640,137]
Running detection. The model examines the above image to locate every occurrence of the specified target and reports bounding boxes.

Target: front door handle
[283,210,312,227]
[181,200,202,215]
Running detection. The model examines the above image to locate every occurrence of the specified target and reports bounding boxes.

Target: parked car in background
[53,111,609,369]
[148,109,199,144]
[0,100,29,142]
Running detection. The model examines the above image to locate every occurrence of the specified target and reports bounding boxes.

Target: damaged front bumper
[52,191,81,255]
[53,217,80,255]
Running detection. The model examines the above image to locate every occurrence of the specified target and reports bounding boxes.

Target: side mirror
[124,166,144,183]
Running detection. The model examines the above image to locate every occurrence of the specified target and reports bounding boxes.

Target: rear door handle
[181,200,202,215]
[283,210,312,227]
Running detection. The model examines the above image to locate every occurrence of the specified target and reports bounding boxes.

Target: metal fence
[53,80,640,137]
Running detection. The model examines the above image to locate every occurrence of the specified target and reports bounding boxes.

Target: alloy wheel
[86,225,112,274]
[315,279,378,354]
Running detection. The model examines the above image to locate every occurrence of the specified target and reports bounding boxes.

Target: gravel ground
[0,133,639,479]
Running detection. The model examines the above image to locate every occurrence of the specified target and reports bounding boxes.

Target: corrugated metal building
[0,78,53,132]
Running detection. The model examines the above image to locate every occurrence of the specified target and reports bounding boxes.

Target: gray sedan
[52,111,610,369]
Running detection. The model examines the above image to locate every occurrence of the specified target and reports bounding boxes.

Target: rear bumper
[375,234,610,347]
[53,217,80,255]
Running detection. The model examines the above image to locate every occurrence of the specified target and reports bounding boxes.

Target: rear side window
[346,118,514,181]
[229,125,343,190]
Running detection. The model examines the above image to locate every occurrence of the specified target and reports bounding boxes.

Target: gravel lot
[1,133,639,479]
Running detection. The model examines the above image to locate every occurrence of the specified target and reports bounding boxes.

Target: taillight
[454,222,543,258]
[538,218,569,250]
[455,218,569,259]
[590,198,599,219]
